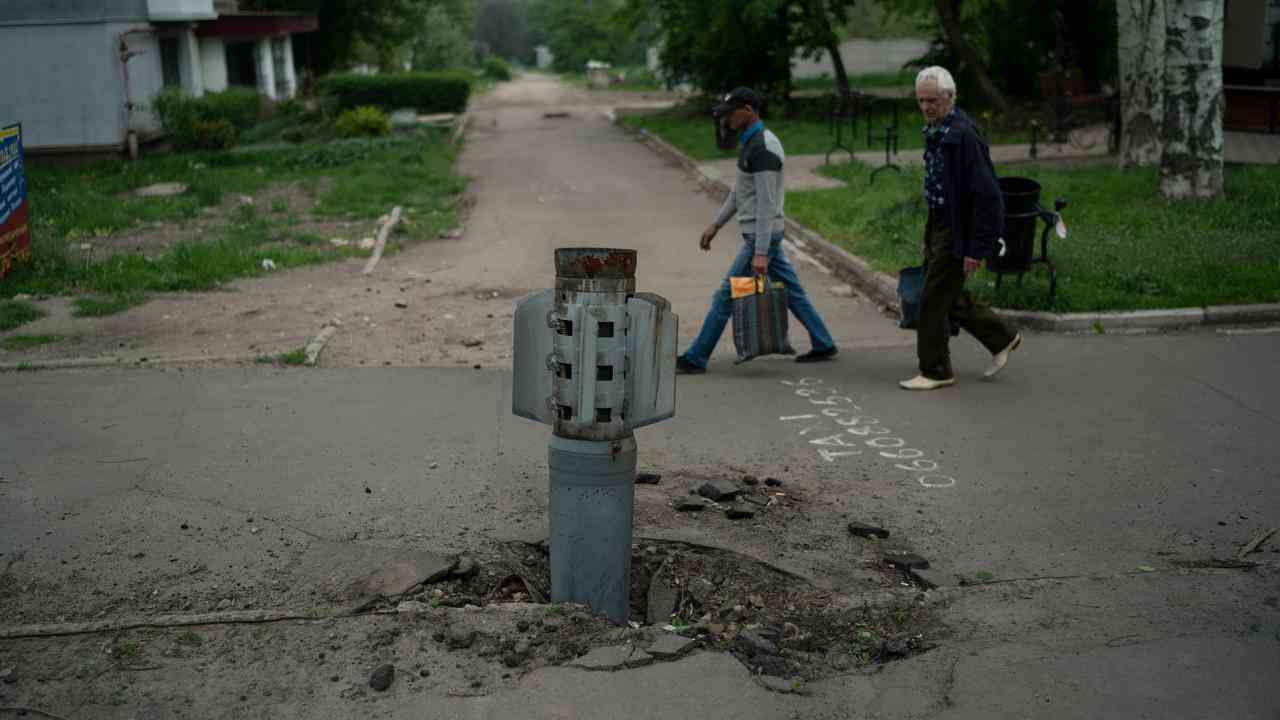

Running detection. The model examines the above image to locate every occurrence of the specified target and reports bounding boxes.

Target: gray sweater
[712,125,786,256]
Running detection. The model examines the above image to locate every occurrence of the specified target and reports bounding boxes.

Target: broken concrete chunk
[332,551,458,610]
[646,634,696,659]
[674,498,708,512]
[568,645,642,671]
[369,664,395,691]
[732,630,777,657]
[697,479,741,502]
[725,504,755,520]
[452,556,480,578]
[847,521,890,539]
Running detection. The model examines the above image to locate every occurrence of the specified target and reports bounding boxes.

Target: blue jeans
[682,232,836,368]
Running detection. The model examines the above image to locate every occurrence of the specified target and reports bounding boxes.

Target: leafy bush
[483,56,513,82]
[274,97,306,117]
[317,72,471,114]
[193,119,238,150]
[334,106,392,138]
[199,88,263,129]
[153,88,263,151]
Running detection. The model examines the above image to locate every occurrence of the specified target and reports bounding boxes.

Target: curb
[619,119,1280,332]
[0,354,263,372]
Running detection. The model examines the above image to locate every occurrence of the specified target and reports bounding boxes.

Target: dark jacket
[937,109,1003,260]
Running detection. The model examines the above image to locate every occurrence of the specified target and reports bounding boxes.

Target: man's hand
[699,224,718,251]
[963,256,983,274]
[751,255,769,275]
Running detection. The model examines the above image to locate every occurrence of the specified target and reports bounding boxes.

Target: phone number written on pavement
[778,377,957,489]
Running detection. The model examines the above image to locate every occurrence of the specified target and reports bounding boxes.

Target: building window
[160,36,182,88]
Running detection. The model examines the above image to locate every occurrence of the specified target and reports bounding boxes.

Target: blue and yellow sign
[0,123,31,280]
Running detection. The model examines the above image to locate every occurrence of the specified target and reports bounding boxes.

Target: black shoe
[795,347,838,363]
[676,356,705,375]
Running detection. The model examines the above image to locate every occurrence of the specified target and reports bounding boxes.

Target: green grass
[0,299,44,331]
[621,100,1026,162]
[792,70,917,93]
[2,334,63,351]
[278,348,307,366]
[787,161,1280,312]
[1,131,466,306]
[72,292,146,317]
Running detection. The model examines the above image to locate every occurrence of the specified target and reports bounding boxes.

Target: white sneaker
[899,375,957,391]
[983,333,1023,379]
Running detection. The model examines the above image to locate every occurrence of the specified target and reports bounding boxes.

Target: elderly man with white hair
[899,66,1022,391]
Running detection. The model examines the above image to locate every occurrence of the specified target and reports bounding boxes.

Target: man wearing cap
[900,66,1022,391]
[676,87,838,375]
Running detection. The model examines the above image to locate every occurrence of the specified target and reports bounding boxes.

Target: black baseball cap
[712,87,762,117]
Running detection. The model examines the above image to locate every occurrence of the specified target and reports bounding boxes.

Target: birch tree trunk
[1117,0,1165,167]
[1160,0,1224,199]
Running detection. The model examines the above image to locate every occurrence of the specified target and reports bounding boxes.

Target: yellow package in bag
[730,275,764,300]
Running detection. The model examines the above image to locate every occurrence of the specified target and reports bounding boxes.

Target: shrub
[274,97,306,117]
[153,88,263,150]
[483,56,513,82]
[334,106,392,138]
[193,119,238,150]
[317,72,471,114]
[200,88,263,129]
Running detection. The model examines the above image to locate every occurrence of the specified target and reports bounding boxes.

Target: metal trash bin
[993,176,1067,303]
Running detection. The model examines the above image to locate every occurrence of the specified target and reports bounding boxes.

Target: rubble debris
[368,664,395,691]
[646,634,696,659]
[725,505,756,520]
[646,560,678,626]
[883,552,929,570]
[696,479,741,502]
[635,472,662,485]
[568,645,652,671]
[847,521,890,539]
[446,627,477,650]
[453,557,480,578]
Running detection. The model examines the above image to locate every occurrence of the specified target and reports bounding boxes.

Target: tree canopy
[625,0,858,102]
[242,0,476,74]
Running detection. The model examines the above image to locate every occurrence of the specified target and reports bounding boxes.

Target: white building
[0,0,317,155]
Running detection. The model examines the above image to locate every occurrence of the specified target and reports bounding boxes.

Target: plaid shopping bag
[731,275,796,364]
